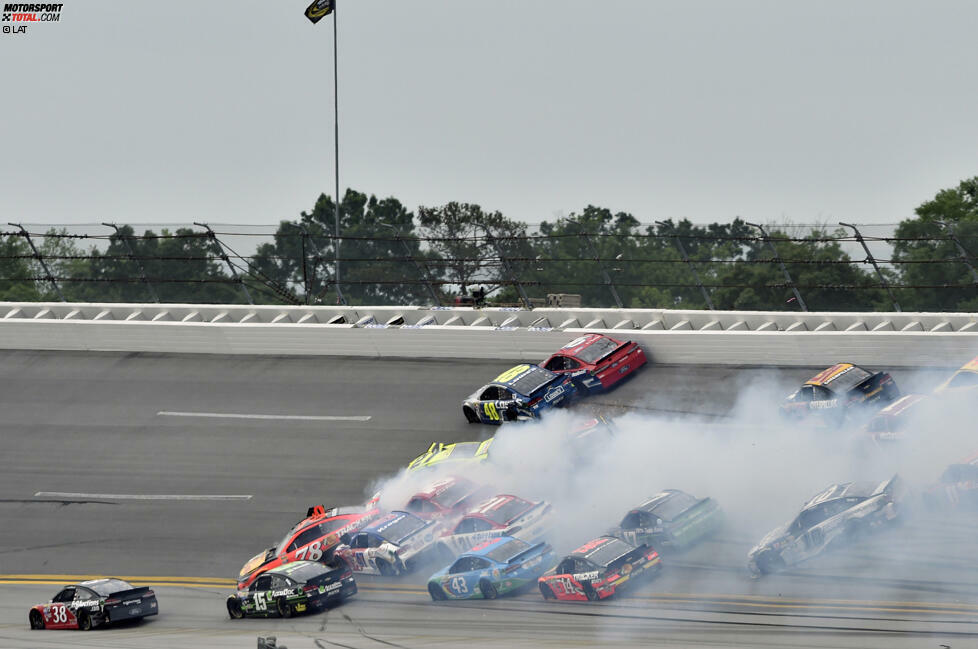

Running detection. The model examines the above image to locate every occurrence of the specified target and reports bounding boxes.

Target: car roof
[567,536,631,563]
[411,476,472,500]
[805,363,869,387]
[556,333,608,355]
[633,490,687,514]
[361,510,425,536]
[959,356,978,373]
[269,560,327,578]
[76,578,131,591]
[803,481,878,509]
[491,364,554,388]
[461,536,520,559]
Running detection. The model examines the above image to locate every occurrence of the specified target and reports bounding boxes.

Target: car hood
[239,548,274,578]
[748,523,792,557]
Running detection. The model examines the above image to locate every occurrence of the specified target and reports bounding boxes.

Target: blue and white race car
[334,511,448,576]
[427,536,555,600]
[462,364,577,424]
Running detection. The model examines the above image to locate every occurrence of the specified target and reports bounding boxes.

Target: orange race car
[780,363,899,427]
[237,504,380,590]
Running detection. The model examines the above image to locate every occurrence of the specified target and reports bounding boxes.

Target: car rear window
[374,514,426,543]
[580,538,632,567]
[484,538,530,563]
[507,367,556,396]
[484,498,533,525]
[648,492,697,521]
[81,579,132,596]
[574,337,620,364]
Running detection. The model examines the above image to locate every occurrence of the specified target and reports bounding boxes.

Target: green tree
[0,234,42,301]
[891,177,978,311]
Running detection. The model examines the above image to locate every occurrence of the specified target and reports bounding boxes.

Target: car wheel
[479,579,498,600]
[377,560,396,577]
[844,520,868,543]
[427,583,447,601]
[276,597,293,618]
[226,597,244,620]
[754,550,785,575]
[539,582,556,600]
[77,610,92,631]
[583,583,600,601]
[463,407,479,424]
[29,610,44,630]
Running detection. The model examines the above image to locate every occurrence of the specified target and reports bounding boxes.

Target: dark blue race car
[462,364,577,424]
[427,536,555,600]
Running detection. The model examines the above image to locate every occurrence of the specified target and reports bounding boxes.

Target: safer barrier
[1,302,976,367]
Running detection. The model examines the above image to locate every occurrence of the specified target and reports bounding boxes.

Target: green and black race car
[610,489,723,551]
[226,560,355,619]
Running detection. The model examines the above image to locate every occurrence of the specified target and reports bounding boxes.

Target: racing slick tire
[29,610,44,630]
[226,597,244,620]
[539,583,556,600]
[463,407,479,424]
[503,405,518,422]
[479,579,498,600]
[377,560,396,577]
[77,610,93,631]
[583,583,600,601]
[428,583,447,601]
[276,597,293,618]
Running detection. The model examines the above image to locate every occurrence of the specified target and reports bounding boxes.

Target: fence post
[579,232,624,309]
[937,220,978,286]
[655,221,714,311]
[193,222,254,305]
[103,223,159,303]
[483,228,532,309]
[746,222,808,311]
[8,223,65,302]
[839,222,900,312]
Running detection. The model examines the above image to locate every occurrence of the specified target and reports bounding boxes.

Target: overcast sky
[3,0,976,229]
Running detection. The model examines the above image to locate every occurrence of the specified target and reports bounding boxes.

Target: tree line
[1,176,976,311]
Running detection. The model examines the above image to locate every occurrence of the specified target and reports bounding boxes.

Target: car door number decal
[254,592,267,611]
[450,577,468,594]
[484,402,500,420]
[51,605,69,624]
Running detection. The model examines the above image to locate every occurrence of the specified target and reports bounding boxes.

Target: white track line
[156,411,371,422]
[35,492,253,501]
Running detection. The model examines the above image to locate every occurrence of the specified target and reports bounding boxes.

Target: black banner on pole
[305,0,334,24]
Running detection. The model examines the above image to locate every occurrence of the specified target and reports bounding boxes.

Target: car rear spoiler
[871,474,904,498]
[594,341,635,366]
[507,541,550,564]
[306,505,339,518]
[107,586,151,600]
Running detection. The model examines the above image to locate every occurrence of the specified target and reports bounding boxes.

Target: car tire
[583,583,600,601]
[479,579,498,600]
[29,610,44,630]
[754,550,785,575]
[539,582,556,600]
[377,560,396,577]
[463,407,479,424]
[276,597,293,618]
[226,597,244,620]
[77,610,92,631]
[844,520,868,543]
[427,583,447,601]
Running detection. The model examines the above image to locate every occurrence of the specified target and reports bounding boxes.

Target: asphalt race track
[0,350,975,648]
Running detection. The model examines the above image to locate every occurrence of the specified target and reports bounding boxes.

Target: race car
[923,451,978,510]
[440,494,553,556]
[610,489,723,551]
[541,334,647,393]
[462,364,577,424]
[859,393,932,447]
[28,578,158,631]
[538,536,661,601]
[404,476,494,520]
[407,439,494,472]
[227,560,356,619]
[237,504,380,590]
[780,363,899,426]
[934,356,978,395]
[747,475,906,576]
[427,536,556,601]
[335,511,448,575]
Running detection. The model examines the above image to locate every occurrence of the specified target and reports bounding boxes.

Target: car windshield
[484,498,533,525]
[648,492,698,521]
[80,579,132,596]
[431,481,476,509]
[582,539,632,567]
[484,538,530,563]
[275,517,349,555]
[375,514,426,543]
[506,367,555,396]
[575,337,620,364]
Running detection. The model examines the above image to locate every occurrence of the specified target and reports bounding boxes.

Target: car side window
[813,385,833,400]
[450,557,477,574]
[498,389,514,401]
[288,525,324,553]
[74,587,97,601]
[454,517,493,534]
[479,386,499,401]
[557,558,576,574]
[564,358,581,369]
[619,512,641,530]
[796,385,815,402]
[251,575,272,592]
[351,533,371,549]
[270,575,288,590]
[544,357,564,371]
[52,588,75,603]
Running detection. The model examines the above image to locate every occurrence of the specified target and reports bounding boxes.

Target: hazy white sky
[3,0,976,228]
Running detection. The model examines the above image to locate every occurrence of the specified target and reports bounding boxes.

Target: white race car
[335,511,448,576]
[439,494,553,557]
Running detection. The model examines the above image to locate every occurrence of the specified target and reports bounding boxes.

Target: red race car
[29,578,158,630]
[237,504,380,590]
[538,536,661,601]
[403,476,493,521]
[541,334,647,393]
